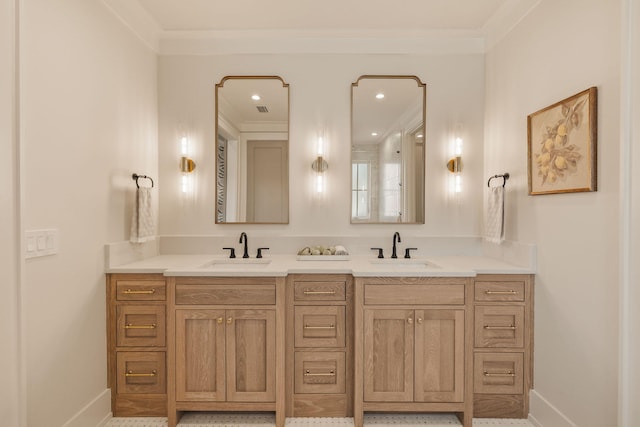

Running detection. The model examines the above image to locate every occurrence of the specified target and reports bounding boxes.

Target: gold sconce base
[447,156,462,173]
[181,157,196,173]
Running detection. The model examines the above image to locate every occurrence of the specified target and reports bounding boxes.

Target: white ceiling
[102,0,541,54]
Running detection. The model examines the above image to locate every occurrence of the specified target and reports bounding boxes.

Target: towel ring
[132,173,154,188]
[487,173,509,188]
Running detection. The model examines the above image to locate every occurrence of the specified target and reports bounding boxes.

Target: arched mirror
[351,75,426,224]
[215,76,289,224]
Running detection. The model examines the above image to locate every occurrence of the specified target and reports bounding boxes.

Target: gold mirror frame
[215,76,290,224]
[351,75,426,224]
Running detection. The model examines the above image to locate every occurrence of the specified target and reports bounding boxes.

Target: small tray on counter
[295,255,351,261]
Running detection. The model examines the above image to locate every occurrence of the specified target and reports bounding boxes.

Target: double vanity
[106,247,534,427]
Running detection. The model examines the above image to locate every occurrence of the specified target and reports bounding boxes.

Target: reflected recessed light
[376,93,385,99]
[251,94,261,101]
[371,132,378,136]
[416,134,423,138]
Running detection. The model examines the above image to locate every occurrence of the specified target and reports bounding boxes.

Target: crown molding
[482,0,542,51]
[101,0,161,52]
[102,0,541,56]
[157,29,485,55]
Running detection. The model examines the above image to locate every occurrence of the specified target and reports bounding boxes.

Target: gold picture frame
[527,87,597,195]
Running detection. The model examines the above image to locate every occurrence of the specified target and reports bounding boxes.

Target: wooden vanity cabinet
[354,277,473,427]
[107,271,533,426]
[472,274,534,418]
[285,274,353,417]
[106,273,168,416]
[167,276,285,427]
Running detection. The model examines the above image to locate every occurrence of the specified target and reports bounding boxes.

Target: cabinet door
[414,309,464,403]
[363,309,414,402]
[175,309,226,402]
[226,309,276,402]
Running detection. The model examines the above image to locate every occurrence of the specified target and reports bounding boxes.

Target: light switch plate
[25,229,59,258]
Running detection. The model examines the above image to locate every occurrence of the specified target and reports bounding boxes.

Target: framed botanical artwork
[527,87,597,195]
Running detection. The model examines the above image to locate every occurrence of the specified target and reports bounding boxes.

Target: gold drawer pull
[304,324,335,330]
[303,290,336,295]
[483,370,515,377]
[123,289,156,294]
[124,323,157,329]
[305,370,336,377]
[125,370,157,377]
[485,290,517,295]
[483,324,516,330]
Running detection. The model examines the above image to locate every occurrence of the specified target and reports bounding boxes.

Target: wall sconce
[447,136,463,193]
[180,136,196,193]
[311,136,328,193]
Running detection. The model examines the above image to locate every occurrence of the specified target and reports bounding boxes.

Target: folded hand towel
[130,187,155,243]
[485,186,505,244]
[334,245,349,255]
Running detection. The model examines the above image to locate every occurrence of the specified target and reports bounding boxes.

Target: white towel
[334,245,349,255]
[485,186,505,244]
[130,187,155,243]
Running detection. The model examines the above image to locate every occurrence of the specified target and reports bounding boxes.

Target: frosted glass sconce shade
[312,156,328,173]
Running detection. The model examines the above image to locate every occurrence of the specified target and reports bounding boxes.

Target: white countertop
[106,254,534,277]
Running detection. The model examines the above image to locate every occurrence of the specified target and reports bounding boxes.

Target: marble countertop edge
[105,254,534,277]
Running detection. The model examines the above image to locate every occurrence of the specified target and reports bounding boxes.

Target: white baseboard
[96,411,113,427]
[529,389,578,427]
[61,388,112,427]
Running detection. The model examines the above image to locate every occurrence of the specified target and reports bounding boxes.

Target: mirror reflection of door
[215,76,290,224]
[246,140,288,222]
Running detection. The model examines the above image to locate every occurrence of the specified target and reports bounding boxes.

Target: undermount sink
[199,259,272,269]
[368,259,439,268]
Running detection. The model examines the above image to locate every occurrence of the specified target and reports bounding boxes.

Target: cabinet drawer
[475,281,525,302]
[116,305,166,347]
[475,306,524,348]
[474,352,523,394]
[175,284,276,305]
[116,351,166,394]
[116,280,166,301]
[295,306,345,348]
[364,284,465,305]
[294,281,346,301]
[295,351,345,394]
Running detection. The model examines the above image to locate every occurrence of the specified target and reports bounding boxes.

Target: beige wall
[19,0,157,425]
[484,0,621,425]
[1,0,20,425]
[157,54,486,237]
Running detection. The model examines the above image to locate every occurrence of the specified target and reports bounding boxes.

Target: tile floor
[105,413,535,427]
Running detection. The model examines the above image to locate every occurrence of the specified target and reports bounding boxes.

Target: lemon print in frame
[527,87,597,195]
